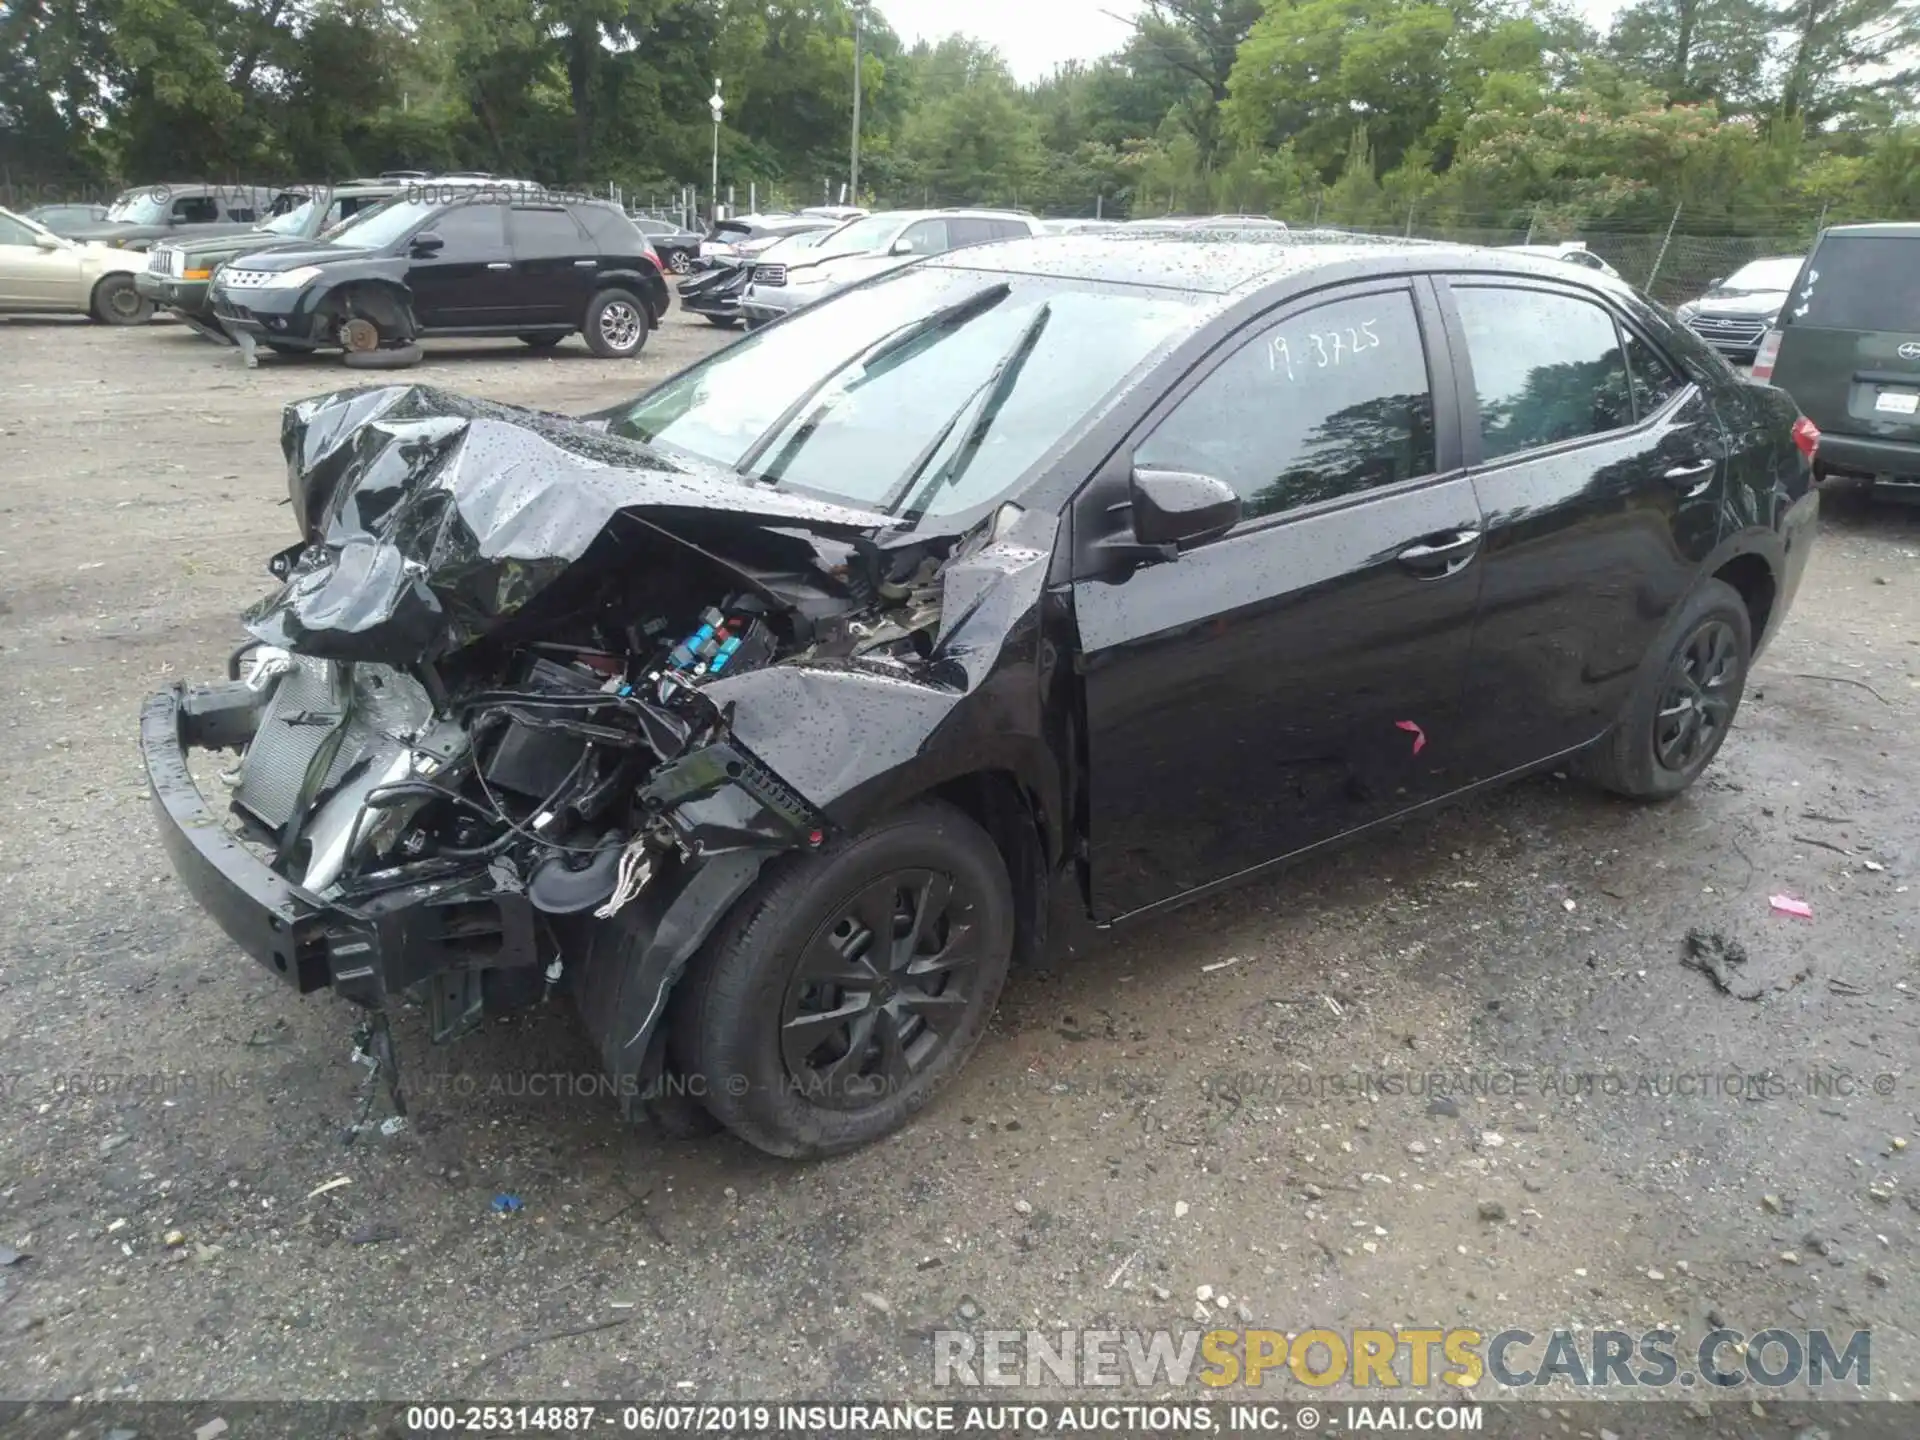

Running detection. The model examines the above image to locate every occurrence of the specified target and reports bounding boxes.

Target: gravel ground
[1,309,1918,1412]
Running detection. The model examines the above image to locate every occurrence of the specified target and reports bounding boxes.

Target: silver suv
[740,209,1042,325]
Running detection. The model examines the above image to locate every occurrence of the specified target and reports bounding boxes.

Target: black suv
[139,176,425,336]
[1756,223,1920,502]
[209,187,672,365]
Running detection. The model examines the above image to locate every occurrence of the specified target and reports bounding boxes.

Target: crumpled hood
[245,384,896,663]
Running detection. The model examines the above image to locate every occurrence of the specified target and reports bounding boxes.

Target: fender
[593,265,671,319]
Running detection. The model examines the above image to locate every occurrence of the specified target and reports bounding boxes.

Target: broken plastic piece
[1769,894,1813,919]
[492,1192,524,1214]
[1395,719,1427,755]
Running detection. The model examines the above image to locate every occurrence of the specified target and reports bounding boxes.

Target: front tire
[668,250,693,275]
[672,801,1015,1158]
[90,274,154,326]
[584,289,650,357]
[1578,578,1752,799]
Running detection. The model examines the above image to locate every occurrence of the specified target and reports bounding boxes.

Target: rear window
[1789,237,1920,330]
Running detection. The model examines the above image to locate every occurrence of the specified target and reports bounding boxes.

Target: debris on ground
[1769,894,1814,919]
[1682,929,1763,1000]
[306,1176,352,1200]
[491,1193,523,1215]
[348,1222,402,1246]
[0,1245,28,1266]
[379,1116,408,1138]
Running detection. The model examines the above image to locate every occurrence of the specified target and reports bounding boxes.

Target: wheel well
[323,281,415,342]
[1713,553,1776,645]
[926,771,1049,970]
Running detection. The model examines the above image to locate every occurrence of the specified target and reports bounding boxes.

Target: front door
[403,200,513,329]
[1072,281,1486,921]
[0,213,81,308]
[1436,278,1728,775]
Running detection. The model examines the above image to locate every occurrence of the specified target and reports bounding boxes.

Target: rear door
[1437,276,1728,776]
[1771,232,1920,447]
[1073,279,1485,919]
[508,203,599,326]
[404,200,513,329]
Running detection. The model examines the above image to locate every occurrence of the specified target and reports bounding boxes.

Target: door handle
[1397,529,1482,578]
[573,259,596,267]
[1664,458,1715,480]
[486,262,512,271]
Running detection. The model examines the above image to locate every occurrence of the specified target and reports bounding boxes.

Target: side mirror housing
[889,238,916,257]
[1706,276,1725,290]
[1094,467,1242,570]
[410,231,445,256]
[1130,466,1242,547]
[34,232,61,250]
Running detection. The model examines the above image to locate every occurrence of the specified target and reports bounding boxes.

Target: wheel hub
[1654,619,1739,773]
[779,869,982,1111]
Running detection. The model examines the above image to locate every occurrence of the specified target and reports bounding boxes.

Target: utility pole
[708,79,724,225]
[850,0,869,202]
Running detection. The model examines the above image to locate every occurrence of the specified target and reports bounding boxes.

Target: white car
[740,209,1044,325]
[0,205,153,324]
[1501,242,1622,280]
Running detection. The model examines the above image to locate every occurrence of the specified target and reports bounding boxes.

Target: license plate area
[1874,389,1919,416]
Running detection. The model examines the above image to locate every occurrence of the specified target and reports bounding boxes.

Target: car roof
[928,230,1582,296]
[1818,223,1920,240]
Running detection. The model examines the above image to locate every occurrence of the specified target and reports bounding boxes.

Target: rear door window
[510,206,591,258]
[1623,330,1686,416]
[1451,286,1635,460]
[1790,237,1920,330]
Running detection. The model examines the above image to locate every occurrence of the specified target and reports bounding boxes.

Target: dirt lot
[2,309,1918,1416]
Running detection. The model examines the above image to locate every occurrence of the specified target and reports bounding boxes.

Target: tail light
[1792,415,1820,461]
[1751,329,1783,382]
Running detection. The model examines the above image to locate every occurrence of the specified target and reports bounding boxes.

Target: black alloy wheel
[671,800,1015,1158]
[780,869,988,1111]
[1653,619,1740,775]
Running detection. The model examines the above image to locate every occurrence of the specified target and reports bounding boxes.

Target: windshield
[328,197,438,249]
[1719,258,1803,292]
[261,194,321,235]
[611,267,1200,524]
[106,192,166,225]
[809,213,906,258]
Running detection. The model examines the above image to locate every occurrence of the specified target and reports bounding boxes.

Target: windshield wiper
[884,302,1053,520]
[734,283,1013,481]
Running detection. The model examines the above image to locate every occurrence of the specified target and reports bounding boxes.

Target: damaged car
[144,236,1817,1157]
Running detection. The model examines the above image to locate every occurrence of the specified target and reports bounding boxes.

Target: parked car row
[4,174,676,366]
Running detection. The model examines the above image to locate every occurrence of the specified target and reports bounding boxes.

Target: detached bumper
[140,681,537,1009]
[141,683,332,992]
[210,285,319,343]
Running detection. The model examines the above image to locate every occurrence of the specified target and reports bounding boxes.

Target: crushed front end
[141,382,965,1117]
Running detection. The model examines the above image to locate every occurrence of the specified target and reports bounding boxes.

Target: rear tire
[667,250,693,275]
[90,274,153,326]
[1577,578,1752,800]
[671,801,1015,1159]
[584,289,650,357]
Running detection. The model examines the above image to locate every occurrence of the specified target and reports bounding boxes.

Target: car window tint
[0,215,36,245]
[946,218,996,249]
[425,201,506,251]
[511,206,589,258]
[1623,330,1685,416]
[900,219,949,255]
[1791,237,1920,330]
[1136,290,1437,521]
[174,196,219,224]
[1453,286,1634,461]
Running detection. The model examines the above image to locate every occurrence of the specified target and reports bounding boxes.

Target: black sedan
[630,215,704,274]
[142,235,1816,1159]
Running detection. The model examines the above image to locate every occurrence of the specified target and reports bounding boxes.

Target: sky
[874,0,1635,84]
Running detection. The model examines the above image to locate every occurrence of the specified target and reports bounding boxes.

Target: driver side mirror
[1707,276,1725,290]
[1097,466,1242,569]
[410,231,445,256]
[890,237,917,257]
[34,232,61,250]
